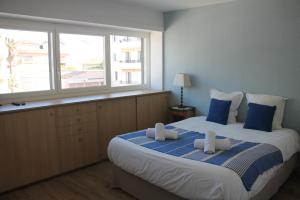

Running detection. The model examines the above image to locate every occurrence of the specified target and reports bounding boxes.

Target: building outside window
[115,71,118,81]
[126,71,132,84]
[0,28,51,94]
[110,35,142,87]
[58,33,105,89]
[125,51,130,63]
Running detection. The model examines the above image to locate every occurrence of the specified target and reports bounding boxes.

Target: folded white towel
[155,123,165,141]
[146,128,179,140]
[194,138,231,150]
[204,131,216,154]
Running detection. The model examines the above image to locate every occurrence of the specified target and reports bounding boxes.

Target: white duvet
[108,116,300,200]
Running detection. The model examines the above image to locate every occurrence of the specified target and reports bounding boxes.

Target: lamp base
[177,105,187,108]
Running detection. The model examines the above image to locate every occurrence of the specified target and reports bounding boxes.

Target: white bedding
[108,116,300,200]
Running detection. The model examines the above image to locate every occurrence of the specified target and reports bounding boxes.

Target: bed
[108,116,300,200]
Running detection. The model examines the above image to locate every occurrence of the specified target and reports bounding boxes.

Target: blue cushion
[206,98,232,125]
[244,103,276,132]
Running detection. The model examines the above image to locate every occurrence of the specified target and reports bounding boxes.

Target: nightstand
[169,106,196,122]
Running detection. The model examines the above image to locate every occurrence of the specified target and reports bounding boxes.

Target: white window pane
[59,33,105,89]
[0,28,50,94]
[110,35,142,87]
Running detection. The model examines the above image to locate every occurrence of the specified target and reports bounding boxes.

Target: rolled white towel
[146,128,155,138]
[194,138,231,150]
[146,128,179,140]
[155,123,165,141]
[216,138,231,150]
[194,139,205,149]
[164,129,179,139]
[204,131,216,154]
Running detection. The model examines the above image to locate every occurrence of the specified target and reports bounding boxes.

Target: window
[110,35,142,87]
[113,53,117,62]
[137,51,141,62]
[115,71,118,81]
[0,28,51,94]
[0,19,149,103]
[59,33,105,89]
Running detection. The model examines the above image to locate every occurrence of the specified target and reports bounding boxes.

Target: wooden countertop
[0,89,170,114]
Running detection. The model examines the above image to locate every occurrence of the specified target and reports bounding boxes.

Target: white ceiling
[111,0,236,12]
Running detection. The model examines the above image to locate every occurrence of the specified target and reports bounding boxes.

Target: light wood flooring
[1,161,299,200]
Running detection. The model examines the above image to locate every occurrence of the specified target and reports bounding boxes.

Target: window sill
[0,89,170,114]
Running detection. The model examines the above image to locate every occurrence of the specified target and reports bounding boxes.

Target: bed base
[111,153,298,200]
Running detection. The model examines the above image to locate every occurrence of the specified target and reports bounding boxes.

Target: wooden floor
[1,161,300,200]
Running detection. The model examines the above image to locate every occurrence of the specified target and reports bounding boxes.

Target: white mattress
[108,116,300,200]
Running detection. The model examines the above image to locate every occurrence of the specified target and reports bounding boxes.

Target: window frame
[0,19,56,101]
[55,28,108,93]
[0,17,150,104]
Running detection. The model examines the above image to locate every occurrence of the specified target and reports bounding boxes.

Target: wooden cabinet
[55,102,96,117]
[137,93,168,129]
[25,109,60,180]
[0,108,60,192]
[0,91,169,192]
[97,97,137,159]
[169,106,196,122]
[58,132,99,172]
[55,102,99,172]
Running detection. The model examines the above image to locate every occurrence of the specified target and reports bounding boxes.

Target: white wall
[0,0,163,31]
[150,31,163,90]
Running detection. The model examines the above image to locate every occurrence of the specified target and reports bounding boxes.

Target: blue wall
[164,0,300,131]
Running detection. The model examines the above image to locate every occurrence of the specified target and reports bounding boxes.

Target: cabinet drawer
[57,122,97,137]
[55,102,96,117]
[56,112,97,127]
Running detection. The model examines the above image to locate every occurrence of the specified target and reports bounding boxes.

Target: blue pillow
[244,103,276,132]
[206,98,232,125]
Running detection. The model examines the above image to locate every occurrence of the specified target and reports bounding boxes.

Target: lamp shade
[173,73,191,87]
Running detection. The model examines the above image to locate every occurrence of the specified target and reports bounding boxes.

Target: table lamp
[173,73,191,108]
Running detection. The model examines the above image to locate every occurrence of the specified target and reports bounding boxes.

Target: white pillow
[246,93,286,130]
[210,89,244,123]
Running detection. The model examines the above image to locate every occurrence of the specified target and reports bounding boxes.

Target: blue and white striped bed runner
[118,125,283,191]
